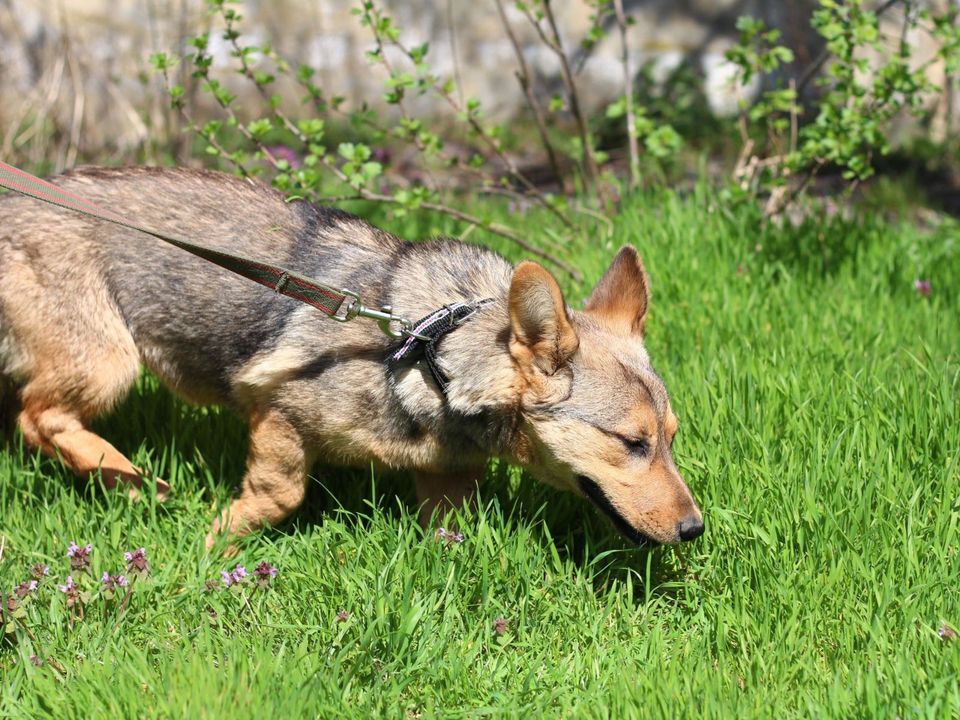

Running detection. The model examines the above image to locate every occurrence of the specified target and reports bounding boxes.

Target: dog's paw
[154,477,171,503]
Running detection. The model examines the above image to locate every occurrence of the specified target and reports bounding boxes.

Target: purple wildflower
[253,562,278,588]
[8,580,38,611]
[124,547,150,578]
[101,572,128,591]
[336,609,350,622]
[939,623,957,641]
[493,617,509,636]
[437,527,465,545]
[13,580,38,599]
[29,655,43,667]
[31,564,50,581]
[266,145,301,169]
[913,279,932,297]
[58,576,81,608]
[66,542,92,572]
[371,147,392,165]
[220,564,248,588]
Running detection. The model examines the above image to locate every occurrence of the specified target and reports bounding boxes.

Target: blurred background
[1,0,958,226]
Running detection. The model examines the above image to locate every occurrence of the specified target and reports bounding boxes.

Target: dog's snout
[677,514,705,541]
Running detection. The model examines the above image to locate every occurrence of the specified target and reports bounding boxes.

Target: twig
[613,0,639,190]
[796,0,905,94]
[445,0,465,107]
[523,1,601,189]
[764,159,825,217]
[178,55,583,281]
[494,0,568,193]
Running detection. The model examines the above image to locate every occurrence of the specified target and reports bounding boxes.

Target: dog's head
[508,246,702,545]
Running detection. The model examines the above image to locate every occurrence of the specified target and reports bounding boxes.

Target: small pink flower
[253,562,278,588]
[101,572,128,591]
[66,542,92,572]
[436,528,465,545]
[266,145,301,169]
[336,609,350,622]
[220,564,248,588]
[124,547,150,577]
[913,279,932,297]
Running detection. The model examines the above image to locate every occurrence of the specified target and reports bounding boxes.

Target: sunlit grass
[1,188,958,718]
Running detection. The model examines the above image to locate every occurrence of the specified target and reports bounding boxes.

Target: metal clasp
[332,289,362,322]
[358,304,430,340]
[332,290,429,340]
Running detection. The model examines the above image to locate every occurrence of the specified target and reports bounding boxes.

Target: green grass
[1,188,958,718]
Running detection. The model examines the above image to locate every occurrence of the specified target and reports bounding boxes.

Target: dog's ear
[509,261,579,376]
[584,245,650,336]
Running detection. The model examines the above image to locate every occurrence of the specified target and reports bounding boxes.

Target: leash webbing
[0,161,351,319]
[0,161,498,394]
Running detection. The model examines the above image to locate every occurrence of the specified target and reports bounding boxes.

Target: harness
[0,161,490,395]
[389,299,495,393]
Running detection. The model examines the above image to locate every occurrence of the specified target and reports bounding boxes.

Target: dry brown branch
[494,0,568,193]
[521,1,601,189]
[181,35,582,281]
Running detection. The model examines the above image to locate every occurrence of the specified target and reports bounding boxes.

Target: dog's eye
[622,437,649,457]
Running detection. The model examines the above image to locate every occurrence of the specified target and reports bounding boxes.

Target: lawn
[1,187,958,718]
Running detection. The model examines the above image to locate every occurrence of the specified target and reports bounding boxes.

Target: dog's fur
[0,167,703,546]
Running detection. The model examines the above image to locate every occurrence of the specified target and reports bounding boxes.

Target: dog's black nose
[677,515,705,541]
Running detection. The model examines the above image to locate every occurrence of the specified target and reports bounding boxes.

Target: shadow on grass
[31,377,692,605]
[754,209,885,282]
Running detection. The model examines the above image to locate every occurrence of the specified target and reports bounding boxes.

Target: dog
[0,166,703,547]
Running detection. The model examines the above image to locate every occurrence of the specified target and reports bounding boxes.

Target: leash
[0,161,496,395]
[0,161,420,339]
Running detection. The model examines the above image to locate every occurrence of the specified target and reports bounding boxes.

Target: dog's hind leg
[17,364,170,500]
[206,407,308,550]
[1,245,169,498]
[12,333,169,499]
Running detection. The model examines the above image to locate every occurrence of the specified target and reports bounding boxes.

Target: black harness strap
[389,299,495,394]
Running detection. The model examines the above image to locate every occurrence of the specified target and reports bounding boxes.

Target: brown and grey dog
[0,167,703,547]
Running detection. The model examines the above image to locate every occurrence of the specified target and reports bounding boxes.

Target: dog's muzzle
[576,475,656,547]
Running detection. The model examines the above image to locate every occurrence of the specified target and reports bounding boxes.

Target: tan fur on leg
[206,408,308,550]
[18,404,169,499]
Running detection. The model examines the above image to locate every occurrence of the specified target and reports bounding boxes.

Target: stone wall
[0,0,954,167]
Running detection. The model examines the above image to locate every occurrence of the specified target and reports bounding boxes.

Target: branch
[796,0,905,94]
[177,40,582,280]
[523,1,602,189]
[494,0,568,193]
[613,0,639,190]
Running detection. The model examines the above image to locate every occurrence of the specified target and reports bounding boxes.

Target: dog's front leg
[414,469,482,528]
[206,407,308,551]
